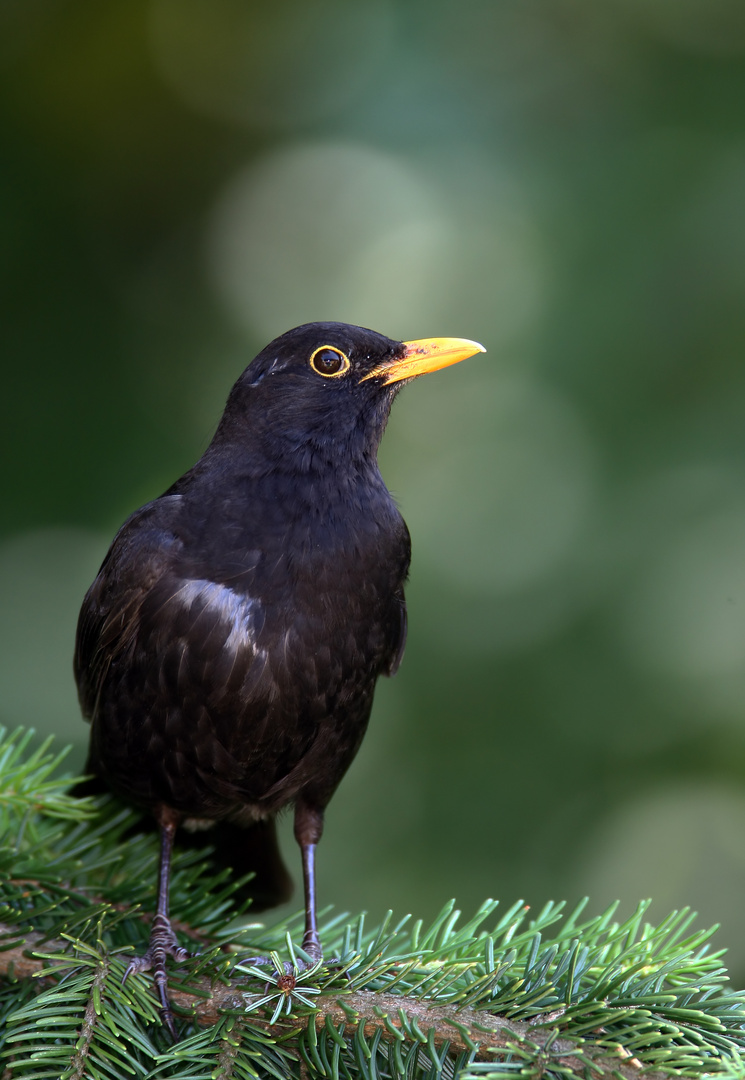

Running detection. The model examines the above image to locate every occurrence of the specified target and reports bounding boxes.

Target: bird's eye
[309,346,350,378]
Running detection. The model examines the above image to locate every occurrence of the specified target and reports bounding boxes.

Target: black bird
[74,322,484,1031]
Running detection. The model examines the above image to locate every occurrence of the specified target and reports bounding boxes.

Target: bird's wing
[74,498,185,722]
[75,497,279,805]
[76,535,269,730]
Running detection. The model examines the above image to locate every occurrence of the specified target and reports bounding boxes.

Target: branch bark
[0,925,665,1080]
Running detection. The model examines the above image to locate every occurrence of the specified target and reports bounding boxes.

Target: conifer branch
[66,960,107,1080]
[172,987,660,1080]
[1,728,744,1080]
[0,926,662,1079]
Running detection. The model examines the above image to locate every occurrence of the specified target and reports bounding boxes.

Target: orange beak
[362,337,486,385]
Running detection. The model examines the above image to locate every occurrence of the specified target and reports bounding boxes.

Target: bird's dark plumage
[74,321,483,1032]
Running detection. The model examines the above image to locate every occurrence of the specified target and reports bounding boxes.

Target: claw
[122,913,191,1038]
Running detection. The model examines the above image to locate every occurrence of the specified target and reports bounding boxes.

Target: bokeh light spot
[207,141,545,348]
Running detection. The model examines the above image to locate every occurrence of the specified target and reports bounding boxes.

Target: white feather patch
[176,578,261,654]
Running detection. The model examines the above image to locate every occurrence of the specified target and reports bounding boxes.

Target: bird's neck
[203,421,388,488]
[209,385,394,481]
[178,441,395,532]
[170,452,402,584]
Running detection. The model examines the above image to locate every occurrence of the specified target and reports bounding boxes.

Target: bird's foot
[122,914,190,1037]
[300,930,322,964]
[298,932,348,978]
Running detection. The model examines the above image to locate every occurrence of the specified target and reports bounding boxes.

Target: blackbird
[74,322,484,1032]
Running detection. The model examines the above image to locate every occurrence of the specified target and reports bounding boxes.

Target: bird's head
[213,322,485,473]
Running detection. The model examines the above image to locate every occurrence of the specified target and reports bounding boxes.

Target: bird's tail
[178,816,294,911]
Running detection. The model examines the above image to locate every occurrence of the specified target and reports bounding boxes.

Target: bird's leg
[238,803,326,977]
[294,801,324,961]
[123,805,188,1037]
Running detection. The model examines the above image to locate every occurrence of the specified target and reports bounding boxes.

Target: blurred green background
[3,0,745,974]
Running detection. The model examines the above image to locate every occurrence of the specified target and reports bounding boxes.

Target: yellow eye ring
[309,345,350,378]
